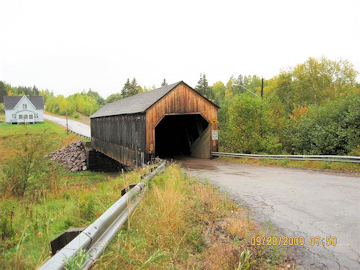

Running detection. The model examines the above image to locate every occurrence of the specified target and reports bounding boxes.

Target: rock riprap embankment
[49,140,87,172]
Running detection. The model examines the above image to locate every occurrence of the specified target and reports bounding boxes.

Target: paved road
[44,114,91,138]
[180,157,360,270]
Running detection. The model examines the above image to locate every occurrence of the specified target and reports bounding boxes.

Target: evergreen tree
[0,81,7,103]
[129,78,140,96]
[121,78,131,98]
[195,74,214,100]
[234,75,245,95]
[32,85,39,96]
[161,79,168,87]
[122,78,140,98]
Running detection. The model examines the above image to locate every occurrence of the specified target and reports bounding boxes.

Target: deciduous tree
[212,81,226,104]
[267,57,359,113]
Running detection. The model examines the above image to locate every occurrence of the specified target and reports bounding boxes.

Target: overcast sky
[0,0,359,98]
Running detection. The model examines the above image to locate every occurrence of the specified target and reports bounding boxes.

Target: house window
[19,115,23,119]
[24,115,28,119]
[12,114,16,118]
[23,104,27,109]
[34,114,38,119]
[29,115,33,119]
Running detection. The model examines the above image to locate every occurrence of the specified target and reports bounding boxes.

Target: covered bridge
[90,81,219,167]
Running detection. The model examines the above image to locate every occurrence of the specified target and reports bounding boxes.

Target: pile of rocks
[50,140,87,172]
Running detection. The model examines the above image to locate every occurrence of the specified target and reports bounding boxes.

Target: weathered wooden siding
[91,114,146,167]
[146,82,218,156]
[190,126,210,158]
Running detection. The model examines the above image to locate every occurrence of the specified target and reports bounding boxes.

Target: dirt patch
[78,113,90,125]
[175,156,218,170]
[198,212,296,270]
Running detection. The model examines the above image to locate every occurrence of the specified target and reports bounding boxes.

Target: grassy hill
[0,119,65,137]
[0,120,292,269]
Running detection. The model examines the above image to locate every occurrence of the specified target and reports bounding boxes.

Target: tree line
[0,77,160,117]
[1,57,359,155]
[0,82,102,118]
[194,57,359,156]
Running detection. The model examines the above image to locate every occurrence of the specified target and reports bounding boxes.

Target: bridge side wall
[91,113,146,167]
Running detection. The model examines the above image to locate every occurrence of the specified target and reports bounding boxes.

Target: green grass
[0,163,292,269]
[0,119,292,269]
[0,120,66,138]
[0,118,124,268]
[0,168,134,269]
[0,120,84,164]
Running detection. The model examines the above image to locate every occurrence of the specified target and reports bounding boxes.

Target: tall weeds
[95,164,290,269]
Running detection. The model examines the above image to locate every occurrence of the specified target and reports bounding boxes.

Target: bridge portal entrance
[155,114,210,158]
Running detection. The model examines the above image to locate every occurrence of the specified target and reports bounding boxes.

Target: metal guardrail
[39,160,166,270]
[212,152,360,163]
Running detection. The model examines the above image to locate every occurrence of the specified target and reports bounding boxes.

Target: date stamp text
[250,236,337,246]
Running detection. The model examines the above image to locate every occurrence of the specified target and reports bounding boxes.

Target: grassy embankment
[0,120,76,160]
[0,120,125,268]
[218,156,360,173]
[0,120,293,269]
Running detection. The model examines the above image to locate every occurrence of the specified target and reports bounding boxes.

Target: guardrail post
[50,228,84,256]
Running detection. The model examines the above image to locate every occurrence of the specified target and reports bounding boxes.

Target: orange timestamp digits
[310,236,337,246]
[250,236,305,246]
[250,236,338,247]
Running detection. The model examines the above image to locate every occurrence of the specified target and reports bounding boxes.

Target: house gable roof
[91,81,219,118]
[13,95,36,110]
[4,96,44,110]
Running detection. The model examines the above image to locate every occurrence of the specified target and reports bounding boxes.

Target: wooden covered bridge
[90,81,219,167]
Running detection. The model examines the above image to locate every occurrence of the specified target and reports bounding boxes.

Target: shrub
[288,93,360,155]
[224,94,283,154]
[79,197,96,222]
[0,130,56,197]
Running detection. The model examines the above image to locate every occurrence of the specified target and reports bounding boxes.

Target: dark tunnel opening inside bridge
[155,114,210,159]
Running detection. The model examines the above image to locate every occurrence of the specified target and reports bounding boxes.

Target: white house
[4,95,44,124]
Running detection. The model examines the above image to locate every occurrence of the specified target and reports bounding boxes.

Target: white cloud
[1,0,359,98]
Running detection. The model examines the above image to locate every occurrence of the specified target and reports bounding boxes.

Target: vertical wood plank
[146,82,218,155]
